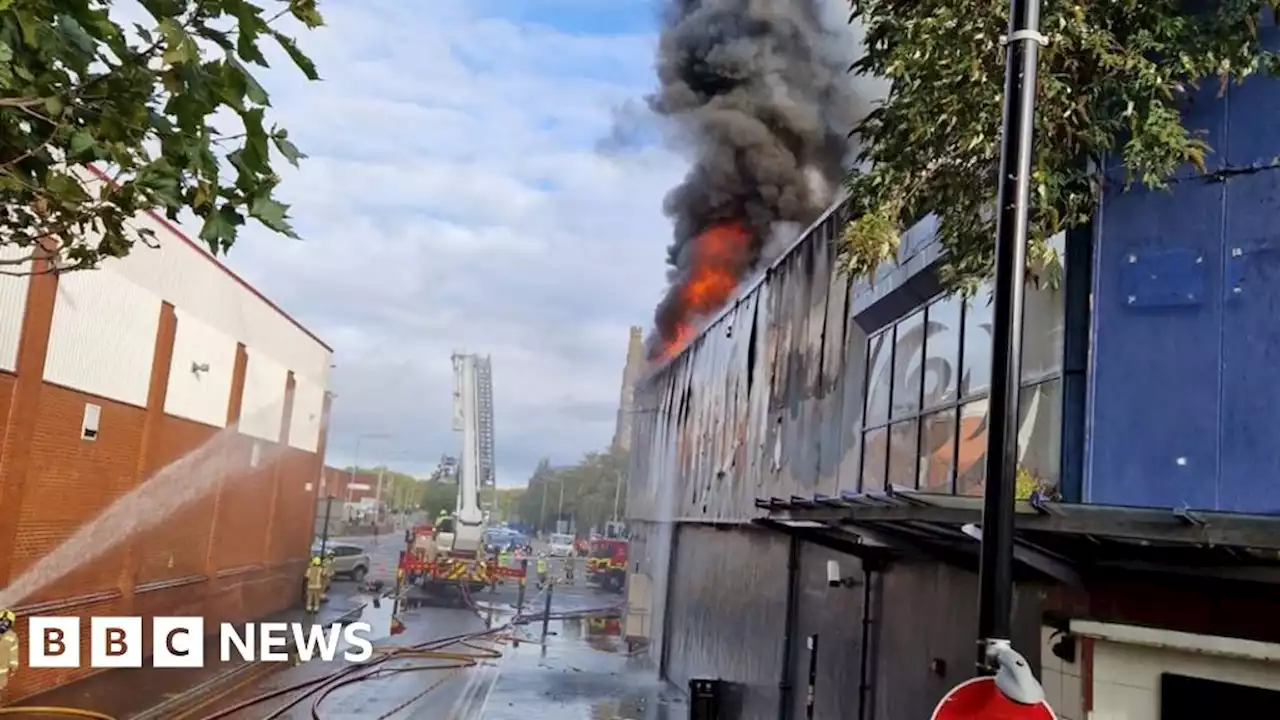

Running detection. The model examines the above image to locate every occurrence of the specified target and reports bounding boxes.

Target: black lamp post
[975,0,1046,695]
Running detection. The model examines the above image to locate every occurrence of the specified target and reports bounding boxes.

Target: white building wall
[239,347,289,441]
[0,245,31,372]
[102,209,331,388]
[288,375,325,452]
[165,307,238,427]
[1072,622,1280,720]
[44,269,161,407]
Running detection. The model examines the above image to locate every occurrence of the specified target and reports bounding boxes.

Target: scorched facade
[0,189,332,700]
[626,24,1280,719]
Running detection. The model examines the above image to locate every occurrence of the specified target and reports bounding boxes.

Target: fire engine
[397,354,522,592]
[586,520,628,593]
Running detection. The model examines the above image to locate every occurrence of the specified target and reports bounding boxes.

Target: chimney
[613,326,646,453]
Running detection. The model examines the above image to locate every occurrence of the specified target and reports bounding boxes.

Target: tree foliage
[0,0,322,274]
[838,0,1279,293]
[518,450,628,535]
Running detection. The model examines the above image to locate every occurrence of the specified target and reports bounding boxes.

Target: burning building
[627,3,1280,720]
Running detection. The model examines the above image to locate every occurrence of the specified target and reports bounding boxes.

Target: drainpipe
[857,561,881,720]
[777,535,801,720]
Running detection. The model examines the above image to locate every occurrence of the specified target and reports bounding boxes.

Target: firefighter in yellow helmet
[0,609,17,695]
[304,556,326,613]
[321,550,336,601]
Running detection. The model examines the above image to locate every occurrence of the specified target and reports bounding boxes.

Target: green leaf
[199,204,241,253]
[271,130,306,166]
[158,18,197,65]
[249,195,296,237]
[269,30,320,81]
[68,129,97,159]
[55,15,97,56]
[288,0,325,29]
[227,56,269,106]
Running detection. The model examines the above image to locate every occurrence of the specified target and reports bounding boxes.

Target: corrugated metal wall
[664,524,790,720]
[240,347,290,441]
[43,269,162,407]
[788,544,870,720]
[165,307,238,427]
[0,245,31,371]
[627,202,876,526]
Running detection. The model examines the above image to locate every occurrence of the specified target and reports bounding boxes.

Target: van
[548,533,575,557]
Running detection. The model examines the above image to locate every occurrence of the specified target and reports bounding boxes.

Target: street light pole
[540,480,549,536]
[556,478,565,532]
[976,0,1045,689]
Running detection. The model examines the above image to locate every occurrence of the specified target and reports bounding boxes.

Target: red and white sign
[931,677,1057,720]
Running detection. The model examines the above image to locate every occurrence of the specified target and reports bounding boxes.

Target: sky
[208,0,683,485]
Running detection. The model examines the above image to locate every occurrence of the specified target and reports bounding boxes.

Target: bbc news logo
[26,617,375,668]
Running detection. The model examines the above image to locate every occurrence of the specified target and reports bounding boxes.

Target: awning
[752,488,1280,586]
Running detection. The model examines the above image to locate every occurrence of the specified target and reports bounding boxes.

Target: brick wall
[321,465,378,502]
[0,262,330,701]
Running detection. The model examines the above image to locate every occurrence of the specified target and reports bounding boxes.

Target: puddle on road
[477,615,684,720]
[332,593,395,656]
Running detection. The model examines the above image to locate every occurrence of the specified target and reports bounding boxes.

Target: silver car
[312,543,371,582]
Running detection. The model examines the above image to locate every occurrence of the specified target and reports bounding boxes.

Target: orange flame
[654,221,751,362]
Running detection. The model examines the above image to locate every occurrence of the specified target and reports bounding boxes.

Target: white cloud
[201,0,681,483]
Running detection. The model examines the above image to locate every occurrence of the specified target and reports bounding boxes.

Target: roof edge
[83,165,333,353]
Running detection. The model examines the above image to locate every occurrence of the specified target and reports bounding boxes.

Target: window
[956,399,989,497]
[887,421,919,488]
[961,283,994,396]
[857,273,1065,496]
[1022,232,1066,382]
[861,427,888,490]
[923,296,961,409]
[1018,379,1063,495]
[865,330,893,426]
[918,409,957,493]
[891,310,924,419]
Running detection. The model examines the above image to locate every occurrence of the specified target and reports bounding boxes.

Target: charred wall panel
[789,542,869,720]
[629,203,889,523]
[664,524,789,720]
[873,563,1044,720]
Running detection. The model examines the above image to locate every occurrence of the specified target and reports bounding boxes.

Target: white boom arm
[441,353,487,555]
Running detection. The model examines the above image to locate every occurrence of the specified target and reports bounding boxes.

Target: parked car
[548,533,575,557]
[311,542,371,582]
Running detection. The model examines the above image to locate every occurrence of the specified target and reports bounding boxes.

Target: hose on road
[0,708,117,719]
[0,585,626,720]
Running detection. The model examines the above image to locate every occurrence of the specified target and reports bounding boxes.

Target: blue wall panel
[1089,58,1280,512]
[1089,181,1224,508]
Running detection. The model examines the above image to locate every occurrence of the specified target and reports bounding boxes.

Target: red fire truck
[586,521,628,593]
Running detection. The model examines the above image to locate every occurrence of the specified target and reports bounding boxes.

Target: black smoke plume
[647,0,864,359]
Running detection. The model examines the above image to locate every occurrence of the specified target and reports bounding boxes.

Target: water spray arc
[0,391,307,611]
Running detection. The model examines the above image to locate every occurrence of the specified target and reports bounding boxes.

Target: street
[177,579,669,719]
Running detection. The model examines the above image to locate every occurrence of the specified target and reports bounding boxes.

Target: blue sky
[213,0,685,484]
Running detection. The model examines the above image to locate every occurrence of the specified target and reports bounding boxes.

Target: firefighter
[0,609,17,695]
[304,556,326,613]
[322,550,336,599]
[535,552,549,590]
[564,552,576,584]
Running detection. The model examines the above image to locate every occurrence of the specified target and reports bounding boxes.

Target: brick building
[319,466,378,503]
[0,190,332,700]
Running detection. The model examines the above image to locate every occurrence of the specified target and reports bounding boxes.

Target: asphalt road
[183,579,650,720]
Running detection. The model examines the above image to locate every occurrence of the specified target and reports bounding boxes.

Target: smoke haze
[645,0,870,360]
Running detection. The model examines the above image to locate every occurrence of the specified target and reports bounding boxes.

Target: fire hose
[0,584,625,720]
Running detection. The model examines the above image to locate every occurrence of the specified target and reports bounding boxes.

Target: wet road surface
[184,580,682,719]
